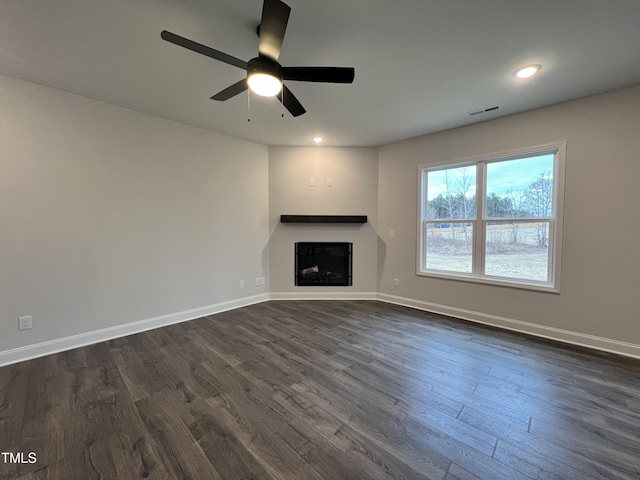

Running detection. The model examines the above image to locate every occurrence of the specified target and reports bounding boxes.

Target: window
[418,143,565,291]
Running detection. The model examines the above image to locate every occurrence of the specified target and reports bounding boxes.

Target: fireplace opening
[295,242,352,286]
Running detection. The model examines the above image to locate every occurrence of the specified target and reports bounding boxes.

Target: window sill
[416,270,560,293]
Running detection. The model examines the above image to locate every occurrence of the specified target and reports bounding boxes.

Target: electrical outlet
[309,178,315,187]
[239,280,245,289]
[260,277,265,285]
[19,315,32,331]
[255,277,261,286]
[389,229,395,238]
[393,278,400,287]
[326,178,332,187]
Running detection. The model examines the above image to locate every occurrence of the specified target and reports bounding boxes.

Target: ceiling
[1,0,639,147]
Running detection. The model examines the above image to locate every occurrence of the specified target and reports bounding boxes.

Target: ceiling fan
[161,0,355,117]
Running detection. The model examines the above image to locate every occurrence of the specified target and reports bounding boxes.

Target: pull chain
[247,88,287,121]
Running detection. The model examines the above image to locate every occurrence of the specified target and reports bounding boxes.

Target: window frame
[417,142,565,293]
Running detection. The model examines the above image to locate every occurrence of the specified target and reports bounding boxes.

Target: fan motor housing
[247,56,282,80]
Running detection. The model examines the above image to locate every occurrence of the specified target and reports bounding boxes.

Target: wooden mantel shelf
[280,215,367,224]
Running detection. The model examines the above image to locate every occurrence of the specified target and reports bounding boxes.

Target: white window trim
[416,141,566,293]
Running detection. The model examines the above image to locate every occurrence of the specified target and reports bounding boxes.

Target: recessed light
[312,136,324,144]
[514,64,541,79]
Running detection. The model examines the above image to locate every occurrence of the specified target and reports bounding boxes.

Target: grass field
[425,223,549,281]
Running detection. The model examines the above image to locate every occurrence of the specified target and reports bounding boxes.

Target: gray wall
[378,85,640,348]
[0,74,269,355]
[268,147,379,296]
[2,72,639,362]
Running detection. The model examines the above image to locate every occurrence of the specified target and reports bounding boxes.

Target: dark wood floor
[2,300,640,480]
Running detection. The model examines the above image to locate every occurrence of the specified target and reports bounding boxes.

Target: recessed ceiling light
[514,64,541,79]
[312,136,324,144]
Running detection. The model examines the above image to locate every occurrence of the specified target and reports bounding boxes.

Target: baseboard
[4,291,639,366]
[269,291,378,301]
[377,293,640,360]
[0,294,270,367]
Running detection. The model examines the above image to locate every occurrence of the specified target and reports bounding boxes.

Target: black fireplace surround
[295,242,353,286]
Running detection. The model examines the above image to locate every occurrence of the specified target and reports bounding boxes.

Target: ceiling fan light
[248,72,282,97]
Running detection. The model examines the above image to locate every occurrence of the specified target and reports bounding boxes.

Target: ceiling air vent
[468,106,499,116]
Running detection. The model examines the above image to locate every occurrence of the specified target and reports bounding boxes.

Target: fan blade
[161,30,247,69]
[258,0,291,61]
[282,67,355,83]
[211,79,248,101]
[277,85,306,117]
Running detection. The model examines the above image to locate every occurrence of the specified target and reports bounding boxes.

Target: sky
[426,154,554,200]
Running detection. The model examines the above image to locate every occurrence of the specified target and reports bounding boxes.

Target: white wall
[378,85,640,354]
[269,147,379,297]
[0,74,269,361]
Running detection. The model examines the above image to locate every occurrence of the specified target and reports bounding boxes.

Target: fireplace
[295,242,352,286]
